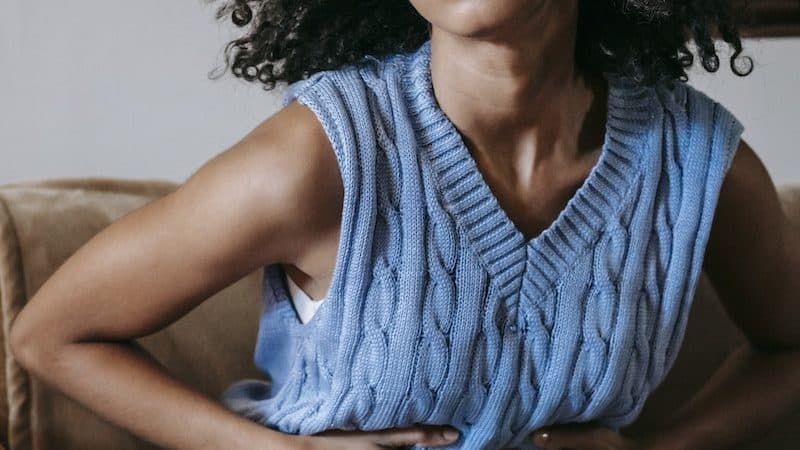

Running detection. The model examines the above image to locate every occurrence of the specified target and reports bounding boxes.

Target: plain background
[2,1,798,186]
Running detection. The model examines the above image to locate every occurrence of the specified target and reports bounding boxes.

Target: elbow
[9,312,59,372]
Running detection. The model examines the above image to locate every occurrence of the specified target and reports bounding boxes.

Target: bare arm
[651,140,800,449]
[7,101,331,450]
[527,141,800,450]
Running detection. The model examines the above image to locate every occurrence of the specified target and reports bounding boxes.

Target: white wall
[1,0,282,185]
[689,38,800,186]
[2,1,799,186]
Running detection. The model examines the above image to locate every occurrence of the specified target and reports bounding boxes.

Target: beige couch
[0,177,798,450]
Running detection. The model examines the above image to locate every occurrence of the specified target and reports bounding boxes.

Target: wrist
[283,434,312,450]
[209,418,305,450]
[637,425,697,450]
[254,430,309,450]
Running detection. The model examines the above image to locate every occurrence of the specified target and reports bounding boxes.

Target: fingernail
[534,431,550,443]
[443,428,460,441]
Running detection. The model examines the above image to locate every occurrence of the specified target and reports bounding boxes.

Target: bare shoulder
[704,139,800,350]
[7,99,346,349]
[207,99,344,265]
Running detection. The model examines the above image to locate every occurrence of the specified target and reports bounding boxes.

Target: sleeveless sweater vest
[221,38,744,450]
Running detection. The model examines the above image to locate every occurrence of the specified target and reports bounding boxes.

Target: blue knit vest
[221,38,744,450]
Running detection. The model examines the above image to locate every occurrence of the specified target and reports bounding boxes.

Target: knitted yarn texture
[221,38,744,450]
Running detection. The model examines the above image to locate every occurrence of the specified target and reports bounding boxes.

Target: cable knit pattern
[220,38,744,450]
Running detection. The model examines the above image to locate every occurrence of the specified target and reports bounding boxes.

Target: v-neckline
[400,38,654,298]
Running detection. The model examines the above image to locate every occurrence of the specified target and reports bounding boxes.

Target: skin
[8,0,800,449]
[410,0,609,243]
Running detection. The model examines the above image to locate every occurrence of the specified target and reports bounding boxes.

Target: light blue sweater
[221,38,744,450]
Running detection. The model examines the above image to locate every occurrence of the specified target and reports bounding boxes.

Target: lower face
[407,0,564,40]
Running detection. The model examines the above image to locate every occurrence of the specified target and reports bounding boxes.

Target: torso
[222,41,745,442]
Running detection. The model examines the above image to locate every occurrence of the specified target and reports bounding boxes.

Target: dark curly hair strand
[206,0,753,90]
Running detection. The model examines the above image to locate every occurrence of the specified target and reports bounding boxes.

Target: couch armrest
[0,177,265,450]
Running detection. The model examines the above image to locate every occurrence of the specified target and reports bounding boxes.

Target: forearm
[17,339,298,450]
[648,343,800,450]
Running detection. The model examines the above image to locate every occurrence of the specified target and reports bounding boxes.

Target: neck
[428,1,603,174]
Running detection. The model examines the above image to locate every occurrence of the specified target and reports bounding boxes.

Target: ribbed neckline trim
[399,38,653,298]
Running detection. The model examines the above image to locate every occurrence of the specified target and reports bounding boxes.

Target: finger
[374,424,461,448]
[531,425,614,450]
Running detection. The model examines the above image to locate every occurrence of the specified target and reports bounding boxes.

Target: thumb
[374,424,461,448]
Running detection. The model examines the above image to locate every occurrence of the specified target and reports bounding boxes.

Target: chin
[408,0,549,39]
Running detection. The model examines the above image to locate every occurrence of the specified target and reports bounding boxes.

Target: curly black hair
[206,0,753,90]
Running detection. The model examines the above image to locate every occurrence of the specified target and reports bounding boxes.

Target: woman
[9,0,800,449]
